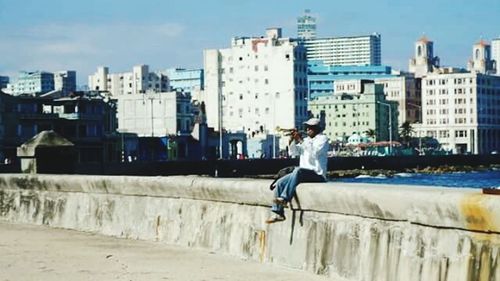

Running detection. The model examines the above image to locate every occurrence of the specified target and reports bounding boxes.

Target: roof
[17,130,74,157]
[418,36,430,43]
[475,39,490,46]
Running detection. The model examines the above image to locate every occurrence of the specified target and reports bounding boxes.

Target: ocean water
[333,170,500,189]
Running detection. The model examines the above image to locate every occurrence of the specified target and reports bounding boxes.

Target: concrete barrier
[0,174,498,281]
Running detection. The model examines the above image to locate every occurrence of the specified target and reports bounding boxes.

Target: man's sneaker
[265,214,286,224]
[273,197,288,207]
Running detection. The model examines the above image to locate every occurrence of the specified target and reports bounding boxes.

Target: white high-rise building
[302,34,382,66]
[492,38,500,75]
[409,36,440,78]
[415,72,500,154]
[203,28,308,136]
[297,9,317,40]
[467,40,495,75]
[88,65,169,96]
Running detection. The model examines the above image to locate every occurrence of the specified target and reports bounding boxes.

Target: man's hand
[289,129,303,144]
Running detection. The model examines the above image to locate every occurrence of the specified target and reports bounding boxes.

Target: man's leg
[270,169,299,217]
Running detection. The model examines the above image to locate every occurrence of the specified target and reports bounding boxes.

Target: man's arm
[288,130,303,156]
[303,135,329,158]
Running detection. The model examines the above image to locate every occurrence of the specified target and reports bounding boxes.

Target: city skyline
[0,0,499,85]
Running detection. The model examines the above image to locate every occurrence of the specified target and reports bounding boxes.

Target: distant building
[307,63,421,125]
[308,80,398,143]
[297,9,317,40]
[409,36,440,78]
[415,72,500,154]
[302,34,382,66]
[492,38,500,75]
[6,71,54,96]
[116,91,193,137]
[0,76,9,89]
[203,27,308,137]
[162,68,204,93]
[54,71,77,96]
[467,40,496,75]
[4,70,76,97]
[88,65,170,96]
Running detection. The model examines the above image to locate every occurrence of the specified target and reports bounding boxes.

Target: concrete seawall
[0,174,498,281]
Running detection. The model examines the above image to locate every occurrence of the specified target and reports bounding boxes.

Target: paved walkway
[0,222,329,281]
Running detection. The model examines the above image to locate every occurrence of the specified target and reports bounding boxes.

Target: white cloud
[0,22,186,84]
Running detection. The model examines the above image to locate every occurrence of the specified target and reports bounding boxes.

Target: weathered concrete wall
[0,174,498,281]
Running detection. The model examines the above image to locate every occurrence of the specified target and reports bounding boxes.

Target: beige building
[467,40,496,75]
[415,72,500,154]
[409,36,440,78]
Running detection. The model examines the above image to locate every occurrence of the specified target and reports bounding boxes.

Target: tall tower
[468,40,495,74]
[409,36,440,78]
[492,38,500,75]
[297,9,317,40]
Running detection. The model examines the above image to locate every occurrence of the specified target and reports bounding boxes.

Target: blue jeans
[271,167,326,216]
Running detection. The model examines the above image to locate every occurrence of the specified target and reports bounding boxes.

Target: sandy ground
[0,221,329,281]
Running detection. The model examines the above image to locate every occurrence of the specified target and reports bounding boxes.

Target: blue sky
[0,0,499,85]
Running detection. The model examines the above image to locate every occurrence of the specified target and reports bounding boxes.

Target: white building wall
[303,34,381,66]
[117,92,178,137]
[203,28,308,138]
[491,38,500,75]
[89,65,169,96]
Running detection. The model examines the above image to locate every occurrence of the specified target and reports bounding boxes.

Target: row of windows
[426,118,472,125]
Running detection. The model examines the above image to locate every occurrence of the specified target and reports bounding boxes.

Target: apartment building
[203,28,308,136]
[417,72,500,154]
[302,34,382,66]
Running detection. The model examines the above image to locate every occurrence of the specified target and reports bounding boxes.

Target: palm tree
[364,129,376,142]
[399,121,414,147]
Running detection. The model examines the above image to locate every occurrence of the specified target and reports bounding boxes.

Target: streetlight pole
[272,97,276,158]
[377,101,392,155]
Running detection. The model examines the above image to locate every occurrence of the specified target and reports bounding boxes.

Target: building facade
[409,36,440,78]
[297,9,317,40]
[302,34,382,66]
[203,28,308,137]
[307,63,421,125]
[308,80,398,143]
[492,38,500,75]
[416,72,500,154]
[467,40,496,75]
[88,65,170,96]
[116,91,193,137]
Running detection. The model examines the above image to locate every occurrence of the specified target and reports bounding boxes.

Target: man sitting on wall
[266,118,329,224]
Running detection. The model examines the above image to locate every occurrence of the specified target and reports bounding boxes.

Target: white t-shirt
[289,133,329,178]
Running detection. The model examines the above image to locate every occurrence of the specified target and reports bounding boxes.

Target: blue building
[308,62,396,100]
[163,68,204,93]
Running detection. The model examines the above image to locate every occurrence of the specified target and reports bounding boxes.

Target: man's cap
[303,118,321,126]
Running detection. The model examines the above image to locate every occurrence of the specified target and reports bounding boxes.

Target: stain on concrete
[460,194,496,233]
